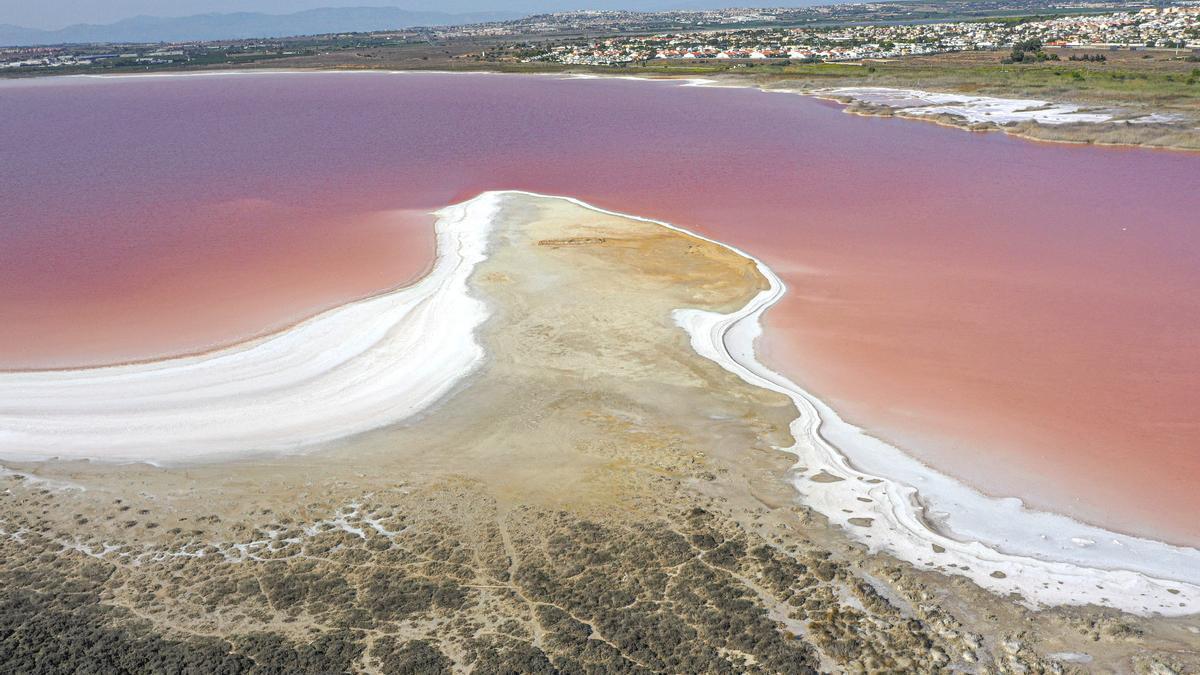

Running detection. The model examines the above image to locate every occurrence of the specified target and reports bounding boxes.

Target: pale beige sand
[0,194,1195,672]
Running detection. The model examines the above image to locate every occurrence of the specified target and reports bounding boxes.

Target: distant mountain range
[0,7,524,47]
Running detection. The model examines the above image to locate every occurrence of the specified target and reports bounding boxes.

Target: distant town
[432,0,1181,39]
[3,0,1198,74]
[523,6,1200,65]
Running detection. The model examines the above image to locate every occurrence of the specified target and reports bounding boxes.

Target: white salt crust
[1,182,1196,617]
[0,192,500,464]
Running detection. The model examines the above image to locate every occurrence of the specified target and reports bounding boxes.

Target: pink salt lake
[1,72,1197,545]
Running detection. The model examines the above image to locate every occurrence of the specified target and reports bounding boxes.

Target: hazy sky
[6,0,827,30]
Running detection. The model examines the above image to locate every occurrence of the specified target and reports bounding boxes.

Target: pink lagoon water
[1,72,1198,544]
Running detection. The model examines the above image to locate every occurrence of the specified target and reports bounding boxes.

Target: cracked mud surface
[1,195,1197,673]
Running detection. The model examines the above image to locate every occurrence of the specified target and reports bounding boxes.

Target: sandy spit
[3,188,1197,618]
[494,190,1200,618]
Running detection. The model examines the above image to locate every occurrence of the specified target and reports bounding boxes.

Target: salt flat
[820,86,1159,124]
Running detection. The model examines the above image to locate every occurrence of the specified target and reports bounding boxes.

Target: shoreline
[3,189,1199,616]
[6,69,1195,153]
[0,251,439,375]
[807,85,1200,152]
[667,75,1200,153]
[0,194,498,463]
[2,66,1198,611]
[510,191,1200,617]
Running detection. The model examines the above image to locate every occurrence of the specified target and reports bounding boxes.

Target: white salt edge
[816,86,1182,126]
[474,192,1200,618]
[3,187,1198,616]
[0,192,502,464]
[9,73,1174,129]
[5,72,1196,615]
[480,191,1200,619]
[650,202,1200,618]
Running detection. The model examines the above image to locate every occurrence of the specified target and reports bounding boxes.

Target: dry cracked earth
[0,195,1196,673]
